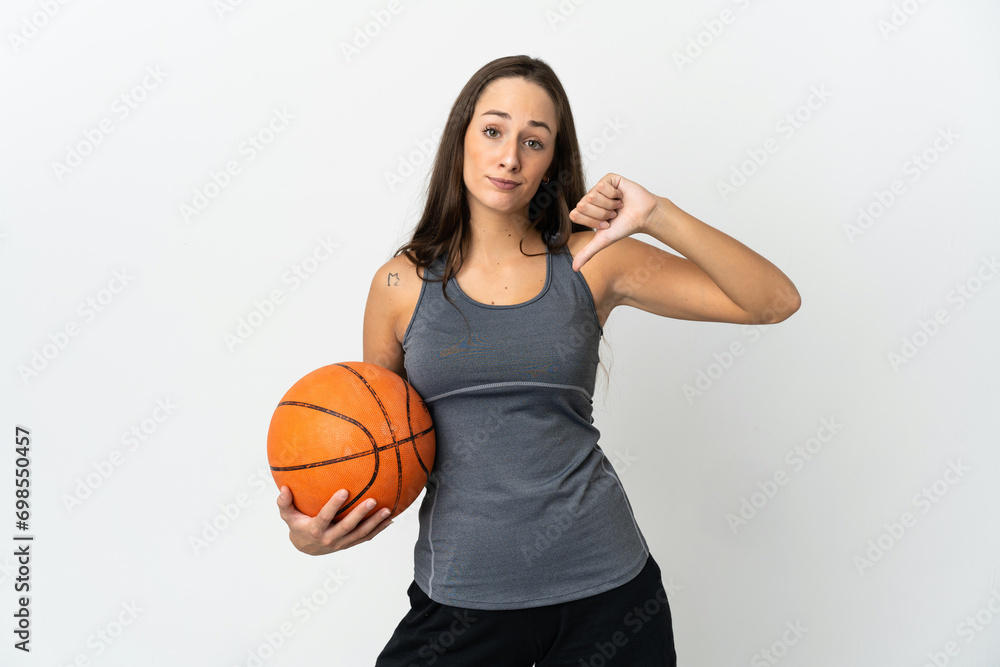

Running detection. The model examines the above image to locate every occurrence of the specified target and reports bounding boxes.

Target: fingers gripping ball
[267,362,435,520]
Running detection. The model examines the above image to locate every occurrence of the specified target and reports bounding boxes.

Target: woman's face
[462,76,557,224]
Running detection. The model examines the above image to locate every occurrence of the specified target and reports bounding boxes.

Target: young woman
[277,55,800,665]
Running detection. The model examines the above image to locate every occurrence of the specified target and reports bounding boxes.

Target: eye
[526,139,544,150]
[482,125,500,138]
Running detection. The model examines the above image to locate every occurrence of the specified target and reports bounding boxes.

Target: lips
[488,177,520,191]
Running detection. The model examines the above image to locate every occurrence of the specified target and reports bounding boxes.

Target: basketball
[267,362,435,520]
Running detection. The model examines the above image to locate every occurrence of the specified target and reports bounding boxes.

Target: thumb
[276,486,308,524]
[572,233,614,272]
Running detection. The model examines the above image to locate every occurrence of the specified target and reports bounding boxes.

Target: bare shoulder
[565,231,690,322]
[566,230,613,282]
[370,252,424,295]
[566,231,616,325]
[365,253,425,351]
[567,229,668,268]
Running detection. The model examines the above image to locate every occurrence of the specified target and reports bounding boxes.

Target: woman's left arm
[570,173,801,325]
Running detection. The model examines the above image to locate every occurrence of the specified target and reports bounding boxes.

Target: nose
[498,138,520,173]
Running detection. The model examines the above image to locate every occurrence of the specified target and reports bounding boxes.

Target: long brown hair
[395,55,590,292]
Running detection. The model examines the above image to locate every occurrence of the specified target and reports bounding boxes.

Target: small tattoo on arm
[387,272,399,286]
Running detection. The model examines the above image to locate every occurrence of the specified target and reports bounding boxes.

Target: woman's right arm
[275,255,416,555]
[362,254,414,379]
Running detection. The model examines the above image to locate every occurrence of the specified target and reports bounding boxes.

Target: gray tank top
[401,247,649,610]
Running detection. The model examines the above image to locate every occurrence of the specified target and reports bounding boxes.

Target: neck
[465,206,544,263]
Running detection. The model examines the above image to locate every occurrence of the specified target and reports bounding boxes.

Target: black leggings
[375,555,677,666]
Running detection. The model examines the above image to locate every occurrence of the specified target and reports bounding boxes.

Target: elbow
[776,288,802,322]
[751,284,801,324]
[776,302,801,323]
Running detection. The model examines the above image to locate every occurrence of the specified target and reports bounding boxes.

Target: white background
[2,0,999,665]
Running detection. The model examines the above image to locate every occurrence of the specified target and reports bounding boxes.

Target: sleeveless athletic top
[401,247,649,610]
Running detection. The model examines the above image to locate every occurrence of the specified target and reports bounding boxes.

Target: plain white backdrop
[2,0,999,665]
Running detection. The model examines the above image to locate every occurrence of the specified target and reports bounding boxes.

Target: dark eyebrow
[480,110,552,133]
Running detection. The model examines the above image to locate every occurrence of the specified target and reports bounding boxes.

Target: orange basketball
[267,362,435,520]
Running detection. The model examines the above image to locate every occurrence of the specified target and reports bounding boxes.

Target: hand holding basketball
[267,362,436,554]
[276,485,392,555]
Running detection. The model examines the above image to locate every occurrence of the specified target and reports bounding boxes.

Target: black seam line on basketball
[273,399,379,504]
[408,387,431,478]
[268,425,434,471]
[390,373,404,512]
[408,389,431,479]
[392,383,412,514]
[337,363,404,512]
[336,363,398,445]
[392,444,402,514]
